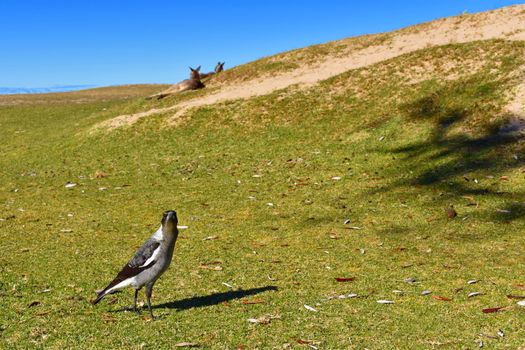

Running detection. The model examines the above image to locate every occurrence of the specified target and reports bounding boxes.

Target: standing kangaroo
[146,66,205,100]
[199,62,225,80]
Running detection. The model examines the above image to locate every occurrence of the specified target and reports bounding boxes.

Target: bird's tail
[91,289,108,305]
[91,275,127,305]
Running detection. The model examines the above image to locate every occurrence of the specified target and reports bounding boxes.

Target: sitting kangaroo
[146,66,205,100]
[199,62,225,80]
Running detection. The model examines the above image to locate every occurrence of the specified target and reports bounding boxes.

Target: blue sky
[0,1,522,88]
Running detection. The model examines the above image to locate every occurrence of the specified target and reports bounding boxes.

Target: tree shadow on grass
[489,202,525,222]
[153,285,278,311]
[371,76,525,222]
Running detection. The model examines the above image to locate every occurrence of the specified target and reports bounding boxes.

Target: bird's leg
[145,283,154,320]
[133,289,140,314]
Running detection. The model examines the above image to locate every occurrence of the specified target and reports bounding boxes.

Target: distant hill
[0,84,97,95]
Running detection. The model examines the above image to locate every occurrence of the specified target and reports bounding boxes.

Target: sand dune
[99,5,525,130]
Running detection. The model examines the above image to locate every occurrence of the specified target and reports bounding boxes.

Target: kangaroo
[199,62,225,80]
[146,66,205,100]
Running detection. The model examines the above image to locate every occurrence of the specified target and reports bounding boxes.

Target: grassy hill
[1,8,525,350]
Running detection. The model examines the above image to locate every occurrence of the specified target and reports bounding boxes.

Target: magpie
[91,210,180,319]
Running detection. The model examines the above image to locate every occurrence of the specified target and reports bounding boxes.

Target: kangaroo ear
[196,65,201,71]
[189,66,194,71]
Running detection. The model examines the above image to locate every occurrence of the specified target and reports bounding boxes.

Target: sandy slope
[99,4,525,130]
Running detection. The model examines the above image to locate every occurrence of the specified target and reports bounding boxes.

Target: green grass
[1,40,525,349]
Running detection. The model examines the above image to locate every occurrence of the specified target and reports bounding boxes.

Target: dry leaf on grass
[297,339,320,349]
[199,261,223,271]
[482,306,509,313]
[101,314,116,323]
[199,265,223,271]
[514,284,525,291]
[35,311,51,317]
[174,342,198,347]
[432,295,452,301]
[445,206,457,218]
[94,170,108,178]
[327,294,351,300]
[202,236,218,241]
[335,277,355,282]
[507,294,525,299]
[241,299,265,305]
[345,226,362,230]
[377,300,394,304]
[28,301,40,308]
[247,314,281,324]
[404,277,417,284]
[304,304,318,312]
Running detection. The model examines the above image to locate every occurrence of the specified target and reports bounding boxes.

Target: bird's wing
[128,238,162,268]
[101,239,161,293]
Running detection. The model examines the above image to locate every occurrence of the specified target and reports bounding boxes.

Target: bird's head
[161,210,178,234]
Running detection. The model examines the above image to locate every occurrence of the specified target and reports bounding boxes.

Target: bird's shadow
[153,285,278,311]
